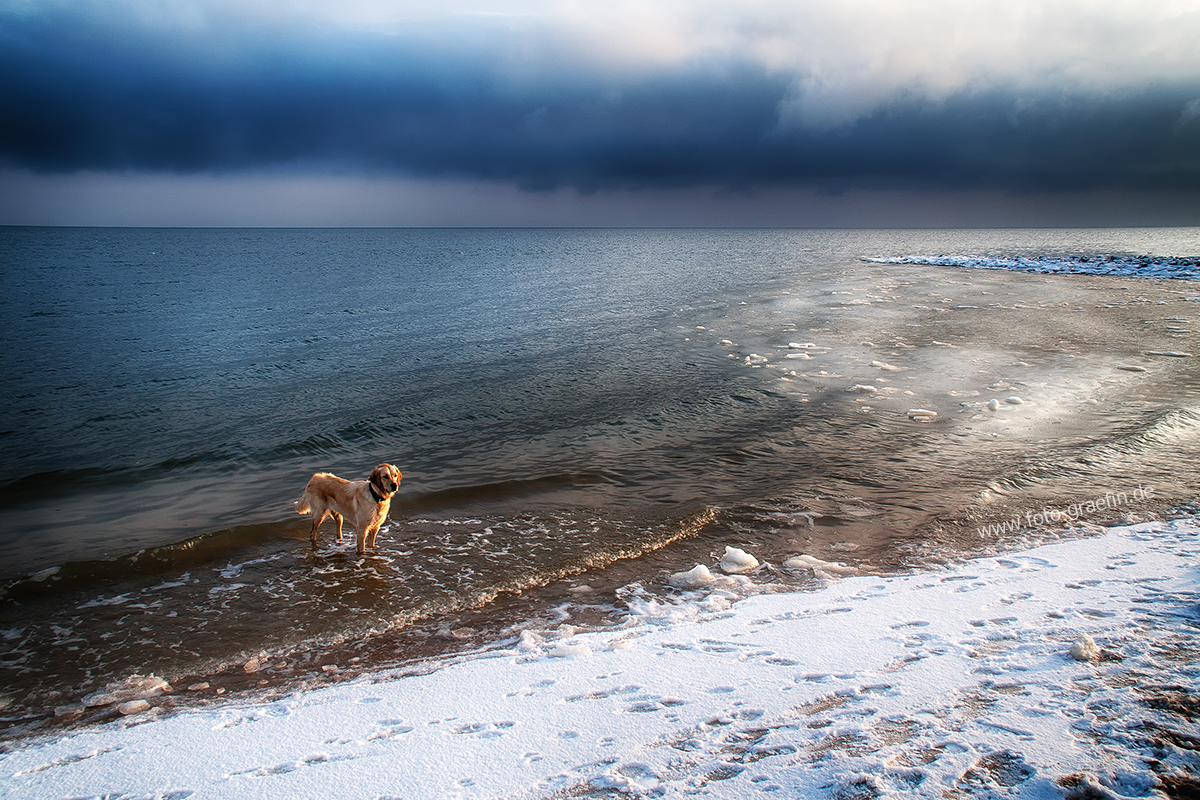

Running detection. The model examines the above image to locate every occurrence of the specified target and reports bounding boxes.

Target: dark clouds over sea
[3,5,1199,196]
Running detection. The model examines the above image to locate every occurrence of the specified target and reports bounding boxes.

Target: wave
[0,451,248,510]
[398,473,625,512]
[0,471,632,598]
[979,405,1200,507]
[863,254,1200,281]
[0,504,719,728]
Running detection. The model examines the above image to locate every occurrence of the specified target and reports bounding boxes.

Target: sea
[2,226,1198,733]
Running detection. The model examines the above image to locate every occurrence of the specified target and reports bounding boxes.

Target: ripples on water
[1,227,1198,732]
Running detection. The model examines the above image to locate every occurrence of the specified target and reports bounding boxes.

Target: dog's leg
[367,523,380,551]
[311,509,330,548]
[332,512,344,542]
[356,525,369,556]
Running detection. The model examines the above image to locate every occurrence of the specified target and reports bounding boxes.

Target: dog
[294,464,402,555]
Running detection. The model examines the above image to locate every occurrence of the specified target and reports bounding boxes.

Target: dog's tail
[294,494,311,515]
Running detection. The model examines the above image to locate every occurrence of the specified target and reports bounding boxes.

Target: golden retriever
[294,464,402,555]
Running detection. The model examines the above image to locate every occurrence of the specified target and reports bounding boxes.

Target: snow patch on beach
[2,520,1197,799]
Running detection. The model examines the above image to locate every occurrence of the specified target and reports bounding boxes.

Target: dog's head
[369,463,402,500]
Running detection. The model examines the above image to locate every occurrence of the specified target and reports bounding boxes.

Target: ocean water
[2,226,1199,731]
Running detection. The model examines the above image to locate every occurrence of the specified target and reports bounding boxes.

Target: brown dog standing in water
[294,464,402,555]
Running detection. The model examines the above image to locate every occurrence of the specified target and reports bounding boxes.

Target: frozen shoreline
[2,519,1198,799]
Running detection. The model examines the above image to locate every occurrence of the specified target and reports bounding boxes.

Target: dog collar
[369,483,387,503]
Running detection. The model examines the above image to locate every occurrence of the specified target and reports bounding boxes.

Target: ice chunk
[669,564,719,588]
[1005,396,1025,405]
[1116,364,1148,372]
[788,342,817,349]
[549,642,591,658]
[850,384,878,395]
[118,699,151,716]
[668,564,746,588]
[82,675,171,708]
[987,399,1001,411]
[744,354,768,366]
[518,630,544,652]
[1069,633,1100,662]
[719,339,734,346]
[30,566,60,582]
[718,546,759,574]
[783,554,860,580]
[907,408,938,419]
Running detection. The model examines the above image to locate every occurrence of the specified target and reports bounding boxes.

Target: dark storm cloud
[2,8,1198,194]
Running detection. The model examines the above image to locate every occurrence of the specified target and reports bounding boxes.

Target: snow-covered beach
[3,518,1197,799]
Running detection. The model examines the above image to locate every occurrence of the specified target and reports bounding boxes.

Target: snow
[2,519,1197,799]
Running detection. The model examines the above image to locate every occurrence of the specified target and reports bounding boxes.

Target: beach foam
[2,519,1197,799]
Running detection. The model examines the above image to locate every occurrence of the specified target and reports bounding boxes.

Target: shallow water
[2,227,1199,731]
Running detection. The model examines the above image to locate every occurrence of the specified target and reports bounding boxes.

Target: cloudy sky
[2,0,1199,226]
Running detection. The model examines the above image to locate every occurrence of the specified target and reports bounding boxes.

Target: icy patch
[864,253,1200,280]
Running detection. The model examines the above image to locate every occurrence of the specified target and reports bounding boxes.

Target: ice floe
[863,253,1200,281]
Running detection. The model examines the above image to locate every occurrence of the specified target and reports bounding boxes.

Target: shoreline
[2,515,1197,798]
[2,495,1190,746]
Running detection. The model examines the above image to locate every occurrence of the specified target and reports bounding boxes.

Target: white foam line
[2,520,1197,799]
